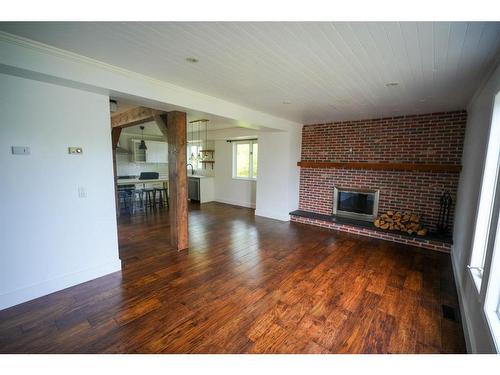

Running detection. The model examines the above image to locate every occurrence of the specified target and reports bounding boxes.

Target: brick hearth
[292,110,467,251]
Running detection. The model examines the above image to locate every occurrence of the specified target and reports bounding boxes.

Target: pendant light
[197,121,202,160]
[139,125,147,150]
[188,119,210,162]
[190,121,196,162]
[205,119,208,150]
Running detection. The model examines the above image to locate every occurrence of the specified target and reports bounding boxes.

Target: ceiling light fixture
[139,126,147,150]
[188,119,210,163]
[186,57,199,63]
[385,82,399,87]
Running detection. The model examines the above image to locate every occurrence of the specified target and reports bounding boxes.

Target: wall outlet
[78,186,87,198]
[11,146,30,155]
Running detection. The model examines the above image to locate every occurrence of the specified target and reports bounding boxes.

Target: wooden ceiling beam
[111,106,165,128]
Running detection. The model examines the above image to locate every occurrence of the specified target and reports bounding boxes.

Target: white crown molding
[0,31,301,131]
[467,50,500,110]
[0,31,151,80]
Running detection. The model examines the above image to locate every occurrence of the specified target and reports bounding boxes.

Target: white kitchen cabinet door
[199,178,215,203]
[145,140,168,163]
[130,139,146,162]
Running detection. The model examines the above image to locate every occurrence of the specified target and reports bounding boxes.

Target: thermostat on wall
[68,147,83,155]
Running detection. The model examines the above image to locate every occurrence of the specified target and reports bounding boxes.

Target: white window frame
[232,140,258,181]
[484,208,500,352]
[469,92,500,291]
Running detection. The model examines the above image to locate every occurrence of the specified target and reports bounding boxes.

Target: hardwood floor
[0,203,466,353]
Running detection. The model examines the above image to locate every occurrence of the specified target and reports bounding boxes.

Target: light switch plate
[11,146,30,155]
[68,147,83,155]
[78,186,87,198]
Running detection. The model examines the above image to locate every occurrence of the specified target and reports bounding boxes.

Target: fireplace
[333,187,379,221]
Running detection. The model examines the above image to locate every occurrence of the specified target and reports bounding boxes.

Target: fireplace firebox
[333,187,379,221]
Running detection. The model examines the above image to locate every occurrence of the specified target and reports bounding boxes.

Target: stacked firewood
[373,210,428,236]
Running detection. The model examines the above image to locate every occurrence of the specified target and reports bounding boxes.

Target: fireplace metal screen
[333,187,380,221]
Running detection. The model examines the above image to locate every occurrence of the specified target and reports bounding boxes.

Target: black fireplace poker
[437,191,453,235]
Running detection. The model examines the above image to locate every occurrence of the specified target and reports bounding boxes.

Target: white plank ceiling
[1,22,499,124]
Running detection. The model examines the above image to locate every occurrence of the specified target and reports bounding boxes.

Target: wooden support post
[156,112,189,251]
[111,127,122,217]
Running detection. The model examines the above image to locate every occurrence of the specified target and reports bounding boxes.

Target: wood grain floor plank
[0,203,466,353]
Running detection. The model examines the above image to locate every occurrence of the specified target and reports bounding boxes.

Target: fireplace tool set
[437,191,453,235]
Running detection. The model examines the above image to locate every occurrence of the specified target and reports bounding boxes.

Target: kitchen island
[117,176,214,204]
[117,177,168,186]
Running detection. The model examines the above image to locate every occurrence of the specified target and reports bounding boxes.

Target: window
[469,92,500,290]
[187,143,201,170]
[485,211,500,351]
[232,140,258,180]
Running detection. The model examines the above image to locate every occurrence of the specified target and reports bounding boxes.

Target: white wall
[0,32,303,310]
[452,62,500,353]
[0,31,301,132]
[0,74,121,310]
[214,140,256,208]
[211,126,303,215]
[255,127,302,221]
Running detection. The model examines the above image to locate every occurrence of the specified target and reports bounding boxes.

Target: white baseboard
[0,259,122,311]
[214,198,256,209]
[451,252,474,353]
[214,200,290,221]
[255,209,290,222]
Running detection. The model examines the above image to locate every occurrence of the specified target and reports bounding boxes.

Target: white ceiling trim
[0,31,300,131]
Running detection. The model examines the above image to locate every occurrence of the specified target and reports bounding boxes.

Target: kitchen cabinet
[188,178,200,201]
[188,177,214,203]
[145,140,168,163]
[130,139,146,162]
[129,139,168,163]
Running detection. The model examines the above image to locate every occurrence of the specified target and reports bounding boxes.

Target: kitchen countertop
[188,175,213,179]
[117,175,213,185]
[117,177,168,185]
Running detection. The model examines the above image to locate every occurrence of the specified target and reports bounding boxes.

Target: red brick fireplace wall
[293,111,467,250]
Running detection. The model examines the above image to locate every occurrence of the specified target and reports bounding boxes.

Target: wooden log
[417,228,428,236]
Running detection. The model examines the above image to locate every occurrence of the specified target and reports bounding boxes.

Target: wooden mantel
[296,161,462,173]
